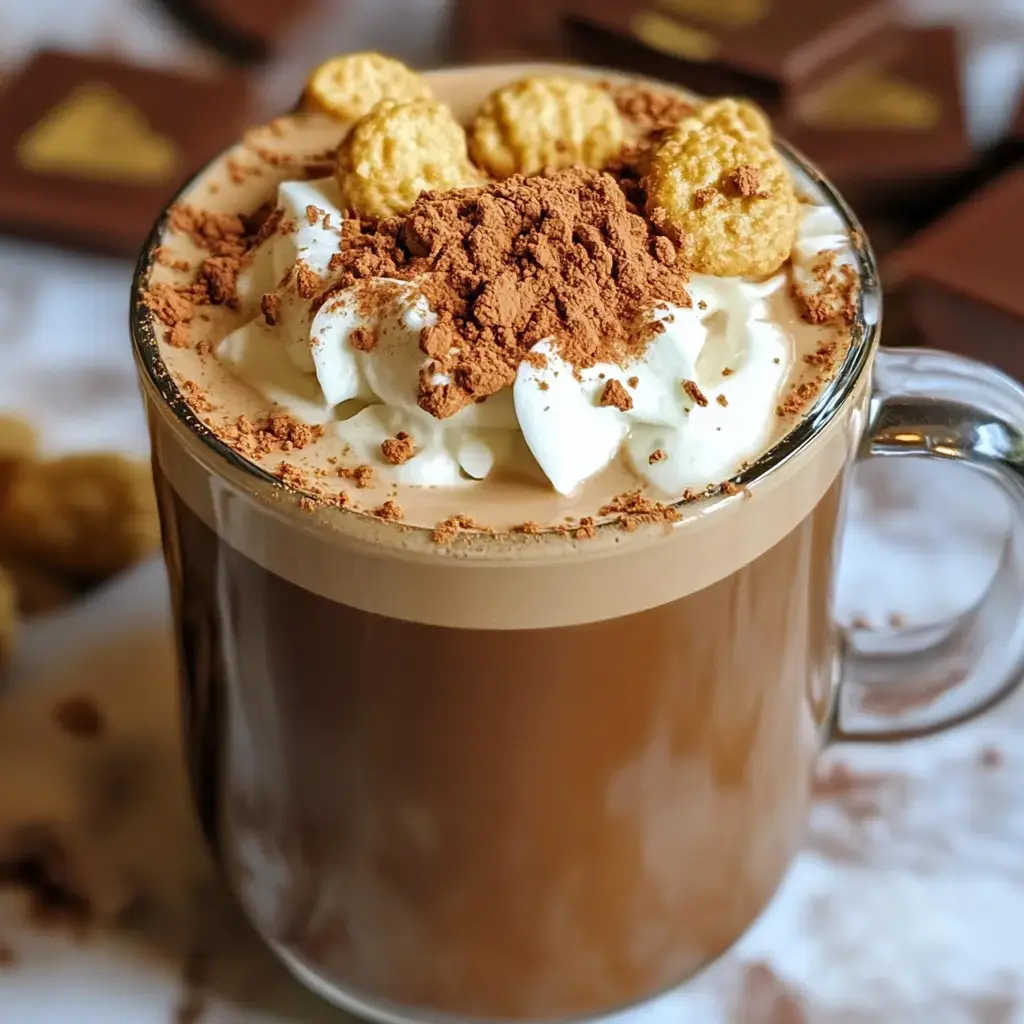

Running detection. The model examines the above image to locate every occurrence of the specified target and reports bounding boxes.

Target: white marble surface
[1,2,1024,1022]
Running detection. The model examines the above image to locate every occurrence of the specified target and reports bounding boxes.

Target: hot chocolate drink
[133,59,870,1021]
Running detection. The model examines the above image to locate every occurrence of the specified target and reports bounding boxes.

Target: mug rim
[129,60,882,536]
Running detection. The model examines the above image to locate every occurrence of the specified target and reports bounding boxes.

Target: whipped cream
[217,177,856,499]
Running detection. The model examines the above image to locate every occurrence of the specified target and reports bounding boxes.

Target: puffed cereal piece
[694,98,772,142]
[0,454,160,583]
[469,76,624,178]
[644,121,797,277]
[302,52,433,124]
[337,99,477,220]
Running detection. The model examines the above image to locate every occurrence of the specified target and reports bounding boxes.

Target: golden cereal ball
[644,122,797,277]
[695,98,772,142]
[0,454,160,583]
[469,76,624,178]
[337,99,477,220]
[302,52,433,124]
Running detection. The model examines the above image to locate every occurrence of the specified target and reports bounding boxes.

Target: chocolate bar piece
[0,51,251,256]
[563,0,898,114]
[449,0,566,61]
[155,0,323,62]
[784,28,973,218]
[885,168,1024,377]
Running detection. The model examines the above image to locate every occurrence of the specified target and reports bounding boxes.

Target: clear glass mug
[130,63,1024,1024]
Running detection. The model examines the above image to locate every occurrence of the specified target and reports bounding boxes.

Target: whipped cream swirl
[217,177,855,498]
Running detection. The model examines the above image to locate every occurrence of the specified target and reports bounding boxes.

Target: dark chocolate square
[0,50,252,256]
[155,0,323,63]
[886,168,1024,376]
[784,28,973,217]
[562,0,898,113]
[449,0,567,61]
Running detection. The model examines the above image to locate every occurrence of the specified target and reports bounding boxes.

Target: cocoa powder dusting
[600,491,680,532]
[143,283,195,327]
[167,322,190,349]
[512,521,543,535]
[168,205,248,257]
[331,169,689,420]
[613,84,696,133]
[575,516,596,540]
[338,464,374,488]
[153,247,191,272]
[221,415,323,459]
[432,514,481,544]
[795,255,859,325]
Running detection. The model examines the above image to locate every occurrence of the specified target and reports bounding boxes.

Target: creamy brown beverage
[133,60,872,1022]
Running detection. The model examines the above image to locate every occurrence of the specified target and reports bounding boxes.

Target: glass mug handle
[828,347,1024,744]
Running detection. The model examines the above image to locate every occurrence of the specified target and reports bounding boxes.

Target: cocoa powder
[331,169,689,420]
[381,432,415,465]
[611,83,695,134]
[600,379,633,411]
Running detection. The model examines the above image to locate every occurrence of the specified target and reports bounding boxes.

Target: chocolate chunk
[0,51,251,255]
[563,0,898,115]
[154,0,323,62]
[885,168,1024,379]
[784,28,973,218]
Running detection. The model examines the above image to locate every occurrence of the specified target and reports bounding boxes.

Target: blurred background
[0,1,1021,1022]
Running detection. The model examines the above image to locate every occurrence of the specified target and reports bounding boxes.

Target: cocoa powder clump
[600,491,680,532]
[349,326,377,352]
[381,432,415,465]
[600,379,633,411]
[373,500,404,522]
[613,84,696,133]
[261,293,281,325]
[727,165,765,198]
[168,205,248,257]
[332,168,689,419]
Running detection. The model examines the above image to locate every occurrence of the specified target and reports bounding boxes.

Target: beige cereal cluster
[644,98,797,277]
[302,52,433,124]
[0,452,160,585]
[469,76,624,178]
[0,415,158,668]
[336,99,479,220]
